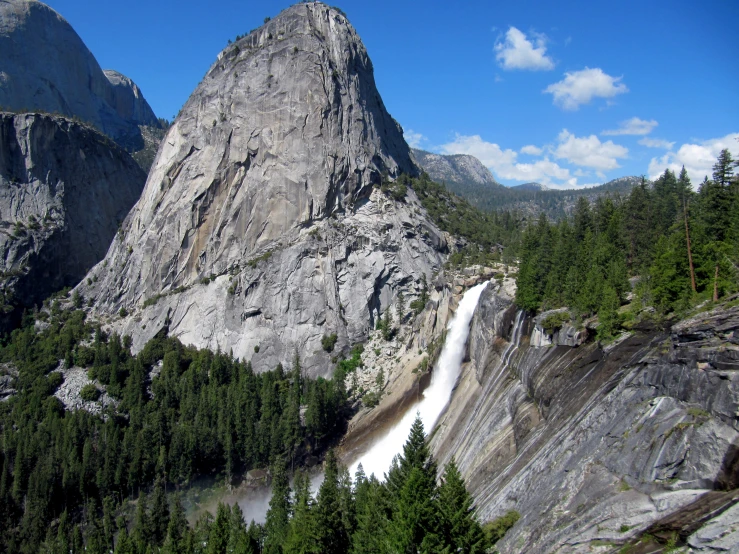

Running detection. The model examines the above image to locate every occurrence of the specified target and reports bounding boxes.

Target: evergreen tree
[207,502,231,554]
[131,491,151,552]
[150,476,170,546]
[162,494,188,553]
[315,450,350,554]
[351,475,390,554]
[385,415,441,554]
[283,471,321,554]
[597,284,620,340]
[437,459,488,554]
[264,461,291,554]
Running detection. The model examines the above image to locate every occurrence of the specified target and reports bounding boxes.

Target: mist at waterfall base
[348,281,489,479]
[229,281,488,522]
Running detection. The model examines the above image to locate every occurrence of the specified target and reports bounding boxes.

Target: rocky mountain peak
[412,148,500,188]
[0,0,160,150]
[80,1,444,376]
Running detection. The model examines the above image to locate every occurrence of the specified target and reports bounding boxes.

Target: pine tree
[150,476,170,546]
[385,415,441,554]
[227,503,256,554]
[264,461,291,554]
[351,475,390,554]
[283,471,321,554]
[131,491,151,552]
[437,459,488,554]
[597,284,620,340]
[315,450,350,554]
[396,292,405,325]
[162,494,188,553]
[713,148,735,186]
[207,502,231,554]
[679,167,697,293]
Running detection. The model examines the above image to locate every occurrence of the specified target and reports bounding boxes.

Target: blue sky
[45,0,738,189]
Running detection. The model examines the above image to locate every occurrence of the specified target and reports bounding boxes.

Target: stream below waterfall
[216,281,490,523]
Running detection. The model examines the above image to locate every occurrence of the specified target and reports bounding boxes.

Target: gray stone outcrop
[431,289,739,553]
[0,0,160,151]
[79,3,446,377]
[0,112,146,326]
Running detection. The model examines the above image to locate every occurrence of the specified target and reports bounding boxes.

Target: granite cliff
[0,111,146,327]
[0,0,161,154]
[430,284,739,552]
[79,2,446,377]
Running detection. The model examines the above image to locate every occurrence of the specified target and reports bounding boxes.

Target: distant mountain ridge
[411,149,642,219]
[513,182,549,191]
[0,0,161,163]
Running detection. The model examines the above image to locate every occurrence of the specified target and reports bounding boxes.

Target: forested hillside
[516,150,739,338]
[0,302,350,553]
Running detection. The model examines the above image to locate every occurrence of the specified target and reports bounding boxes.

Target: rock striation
[0,111,146,327]
[0,0,160,152]
[431,287,739,553]
[79,2,447,377]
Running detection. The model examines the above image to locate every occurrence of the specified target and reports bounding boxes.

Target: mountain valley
[0,2,737,554]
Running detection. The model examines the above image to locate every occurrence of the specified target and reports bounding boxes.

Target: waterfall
[348,281,489,479]
[231,281,489,521]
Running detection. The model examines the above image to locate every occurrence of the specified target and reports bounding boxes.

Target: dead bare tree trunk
[684,198,697,293]
[713,263,719,302]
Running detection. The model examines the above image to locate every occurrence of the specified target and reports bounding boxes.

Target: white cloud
[544,67,628,110]
[554,129,628,170]
[439,134,571,186]
[520,144,543,155]
[638,137,675,149]
[602,117,658,136]
[494,27,555,71]
[404,129,426,149]
[647,133,739,185]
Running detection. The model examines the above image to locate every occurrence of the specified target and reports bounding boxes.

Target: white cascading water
[349,281,489,479]
[233,281,488,521]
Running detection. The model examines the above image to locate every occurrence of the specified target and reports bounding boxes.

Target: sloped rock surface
[0,112,146,326]
[0,0,160,151]
[431,292,739,553]
[80,2,446,377]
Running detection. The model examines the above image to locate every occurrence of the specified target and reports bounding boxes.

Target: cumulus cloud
[520,144,543,155]
[494,27,555,71]
[544,67,628,110]
[403,129,426,149]
[602,117,658,136]
[638,137,675,149]
[554,130,628,170]
[647,133,739,185]
[439,134,571,186]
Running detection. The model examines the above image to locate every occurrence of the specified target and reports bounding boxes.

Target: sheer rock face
[432,289,739,553]
[0,0,160,150]
[80,2,446,377]
[0,112,146,326]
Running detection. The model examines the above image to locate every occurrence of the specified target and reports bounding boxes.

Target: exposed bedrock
[0,112,146,328]
[79,2,446,377]
[431,286,739,553]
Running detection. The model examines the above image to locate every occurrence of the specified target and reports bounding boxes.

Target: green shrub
[80,384,101,402]
[254,345,260,353]
[119,307,128,318]
[483,510,520,545]
[363,390,380,408]
[321,333,338,352]
[74,346,95,367]
[46,372,63,391]
[541,311,570,335]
